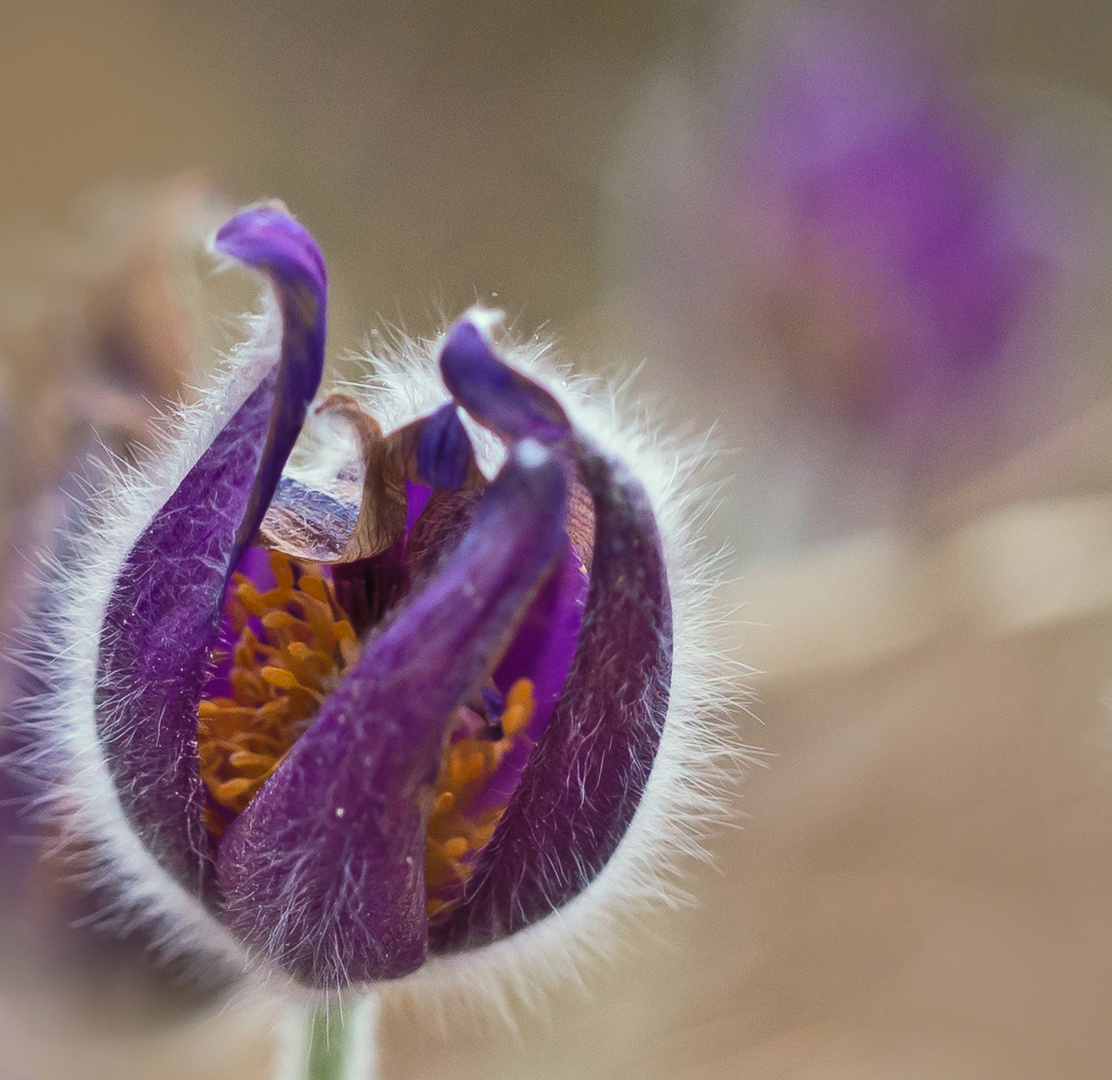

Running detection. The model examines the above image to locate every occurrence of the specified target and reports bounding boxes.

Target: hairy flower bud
[13,205,734,994]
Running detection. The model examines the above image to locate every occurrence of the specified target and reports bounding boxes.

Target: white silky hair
[12,297,285,973]
[15,287,752,1022]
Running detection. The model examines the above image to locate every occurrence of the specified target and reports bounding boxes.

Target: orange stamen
[198,557,350,831]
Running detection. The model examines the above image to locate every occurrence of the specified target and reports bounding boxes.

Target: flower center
[198,548,535,916]
[424,677,535,920]
[198,550,355,834]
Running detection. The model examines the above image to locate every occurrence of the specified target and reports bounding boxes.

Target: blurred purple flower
[15,205,726,993]
[740,5,1048,424]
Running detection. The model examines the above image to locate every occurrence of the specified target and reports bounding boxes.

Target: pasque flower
[20,204,727,993]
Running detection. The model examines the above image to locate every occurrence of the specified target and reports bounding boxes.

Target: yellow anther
[260,666,301,690]
[423,680,538,920]
[447,753,466,787]
[299,600,336,644]
[261,587,295,609]
[261,610,298,631]
[339,643,359,668]
[463,751,487,783]
[268,549,295,590]
[253,698,286,720]
[234,579,267,616]
[215,777,257,803]
[231,670,267,700]
[238,732,285,755]
[227,750,279,776]
[505,677,534,712]
[441,837,469,861]
[202,703,255,727]
[505,679,532,708]
[202,552,360,833]
[448,748,485,787]
[299,575,330,605]
[501,678,536,736]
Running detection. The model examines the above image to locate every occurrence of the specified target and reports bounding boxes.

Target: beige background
[4,2,1112,1078]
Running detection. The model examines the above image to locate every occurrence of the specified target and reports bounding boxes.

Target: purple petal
[439,320,571,443]
[214,207,328,524]
[403,479,433,531]
[430,442,672,952]
[494,540,588,727]
[480,686,505,717]
[215,442,569,987]
[94,208,326,896]
[478,539,589,808]
[416,403,475,491]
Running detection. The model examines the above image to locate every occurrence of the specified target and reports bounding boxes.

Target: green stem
[280,994,380,1080]
[306,1007,347,1080]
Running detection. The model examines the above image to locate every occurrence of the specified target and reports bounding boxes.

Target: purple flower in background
[17,205,727,992]
[740,4,1048,425]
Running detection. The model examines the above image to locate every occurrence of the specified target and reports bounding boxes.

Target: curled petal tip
[440,318,571,444]
[213,204,328,306]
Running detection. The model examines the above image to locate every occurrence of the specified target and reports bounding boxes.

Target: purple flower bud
[16,207,733,993]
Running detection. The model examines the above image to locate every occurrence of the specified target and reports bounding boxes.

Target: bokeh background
[5,0,1112,1077]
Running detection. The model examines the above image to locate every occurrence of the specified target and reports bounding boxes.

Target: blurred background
[4,0,1112,1077]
